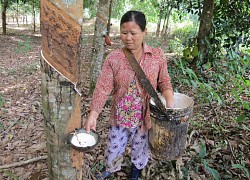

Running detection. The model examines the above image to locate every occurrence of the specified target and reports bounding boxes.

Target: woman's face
[120,21,146,51]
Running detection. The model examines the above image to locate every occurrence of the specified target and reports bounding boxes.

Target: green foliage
[91,161,104,173]
[21,63,39,75]
[169,46,249,111]
[84,0,98,18]
[6,68,18,75]
[0,169,18,180]
[5,63,38,76]
[168,37,184,55]
[146,35,163,48]
[16,41,31,53]
[8,0,40,17]
[236,114,246,123]
[198,139,207,159]
[203,161,221,180]
[182,122,250,179]
[210,50,250,111]
[182,138,221,180]
[182,45,198,60]
[214,0,250,51]
[90,161,115,179]
[171,20,198,46]
[0,92,4,108]
[111,0,127,19]
[15,36,32,53]
[232,163,250,179]
[112,0,160,22]
[175,0,250,71]
[170,51,249,179]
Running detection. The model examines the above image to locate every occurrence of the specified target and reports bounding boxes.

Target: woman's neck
[131,47,143,61]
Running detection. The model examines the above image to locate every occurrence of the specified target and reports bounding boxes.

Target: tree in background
[1,0,40,34]
[213,0,250,53]
[86,0,249,90]
[83,0,98,19]
[194,0,215,68]
[1,0,8,35]
[88,0,112,95]
[182,0,250,70]
[31,0,39,33]
[155,0,179,38]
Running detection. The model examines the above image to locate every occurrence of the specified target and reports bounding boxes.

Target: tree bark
[16,1,19,27]
[32,0,36,33]
[41,60,83,179]
[40,0,84,179]
[161,8,168,37]
[1,0,8,35]
[156,7,164,37]
[163,6,172,39]
[195,0,215,66]
[89,0,111,95]
[107,0,112,36]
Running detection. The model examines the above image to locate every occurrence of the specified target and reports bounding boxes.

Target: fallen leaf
[3,154,14,164]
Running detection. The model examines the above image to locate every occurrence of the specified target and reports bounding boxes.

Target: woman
[84,10,174,180]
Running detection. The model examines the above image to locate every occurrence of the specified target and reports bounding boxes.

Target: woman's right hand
[83,110,99,133]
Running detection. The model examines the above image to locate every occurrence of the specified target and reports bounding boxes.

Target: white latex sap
[71,133,96,147]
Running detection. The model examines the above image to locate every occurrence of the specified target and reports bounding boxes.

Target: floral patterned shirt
[116,79,142,128]
[90,43,173,130]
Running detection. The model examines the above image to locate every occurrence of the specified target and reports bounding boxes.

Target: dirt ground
[0,24,154,180]
[0,23,249,180]
[0,23,140,180]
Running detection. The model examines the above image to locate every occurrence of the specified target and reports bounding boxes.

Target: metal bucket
[149,93,194,160]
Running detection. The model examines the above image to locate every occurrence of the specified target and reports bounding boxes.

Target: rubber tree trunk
[156,7,163,37]
[40,0,84,179]
[162,6,172,39]
[1,0,8,35]
[194,0,215,67]
[89,0,111,95]
[32,0,36,33]
[16,1,19,27]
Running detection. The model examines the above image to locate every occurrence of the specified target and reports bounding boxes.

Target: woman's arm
[157,48,174,108]
[84,54,115,133]
[162,89,174,108]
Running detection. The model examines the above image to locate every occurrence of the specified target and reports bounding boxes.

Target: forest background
[0,0,249,179]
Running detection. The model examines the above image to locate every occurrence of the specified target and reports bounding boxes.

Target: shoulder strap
[123,48,170,120]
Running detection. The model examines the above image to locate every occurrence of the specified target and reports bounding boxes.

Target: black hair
[120,10,146,32]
